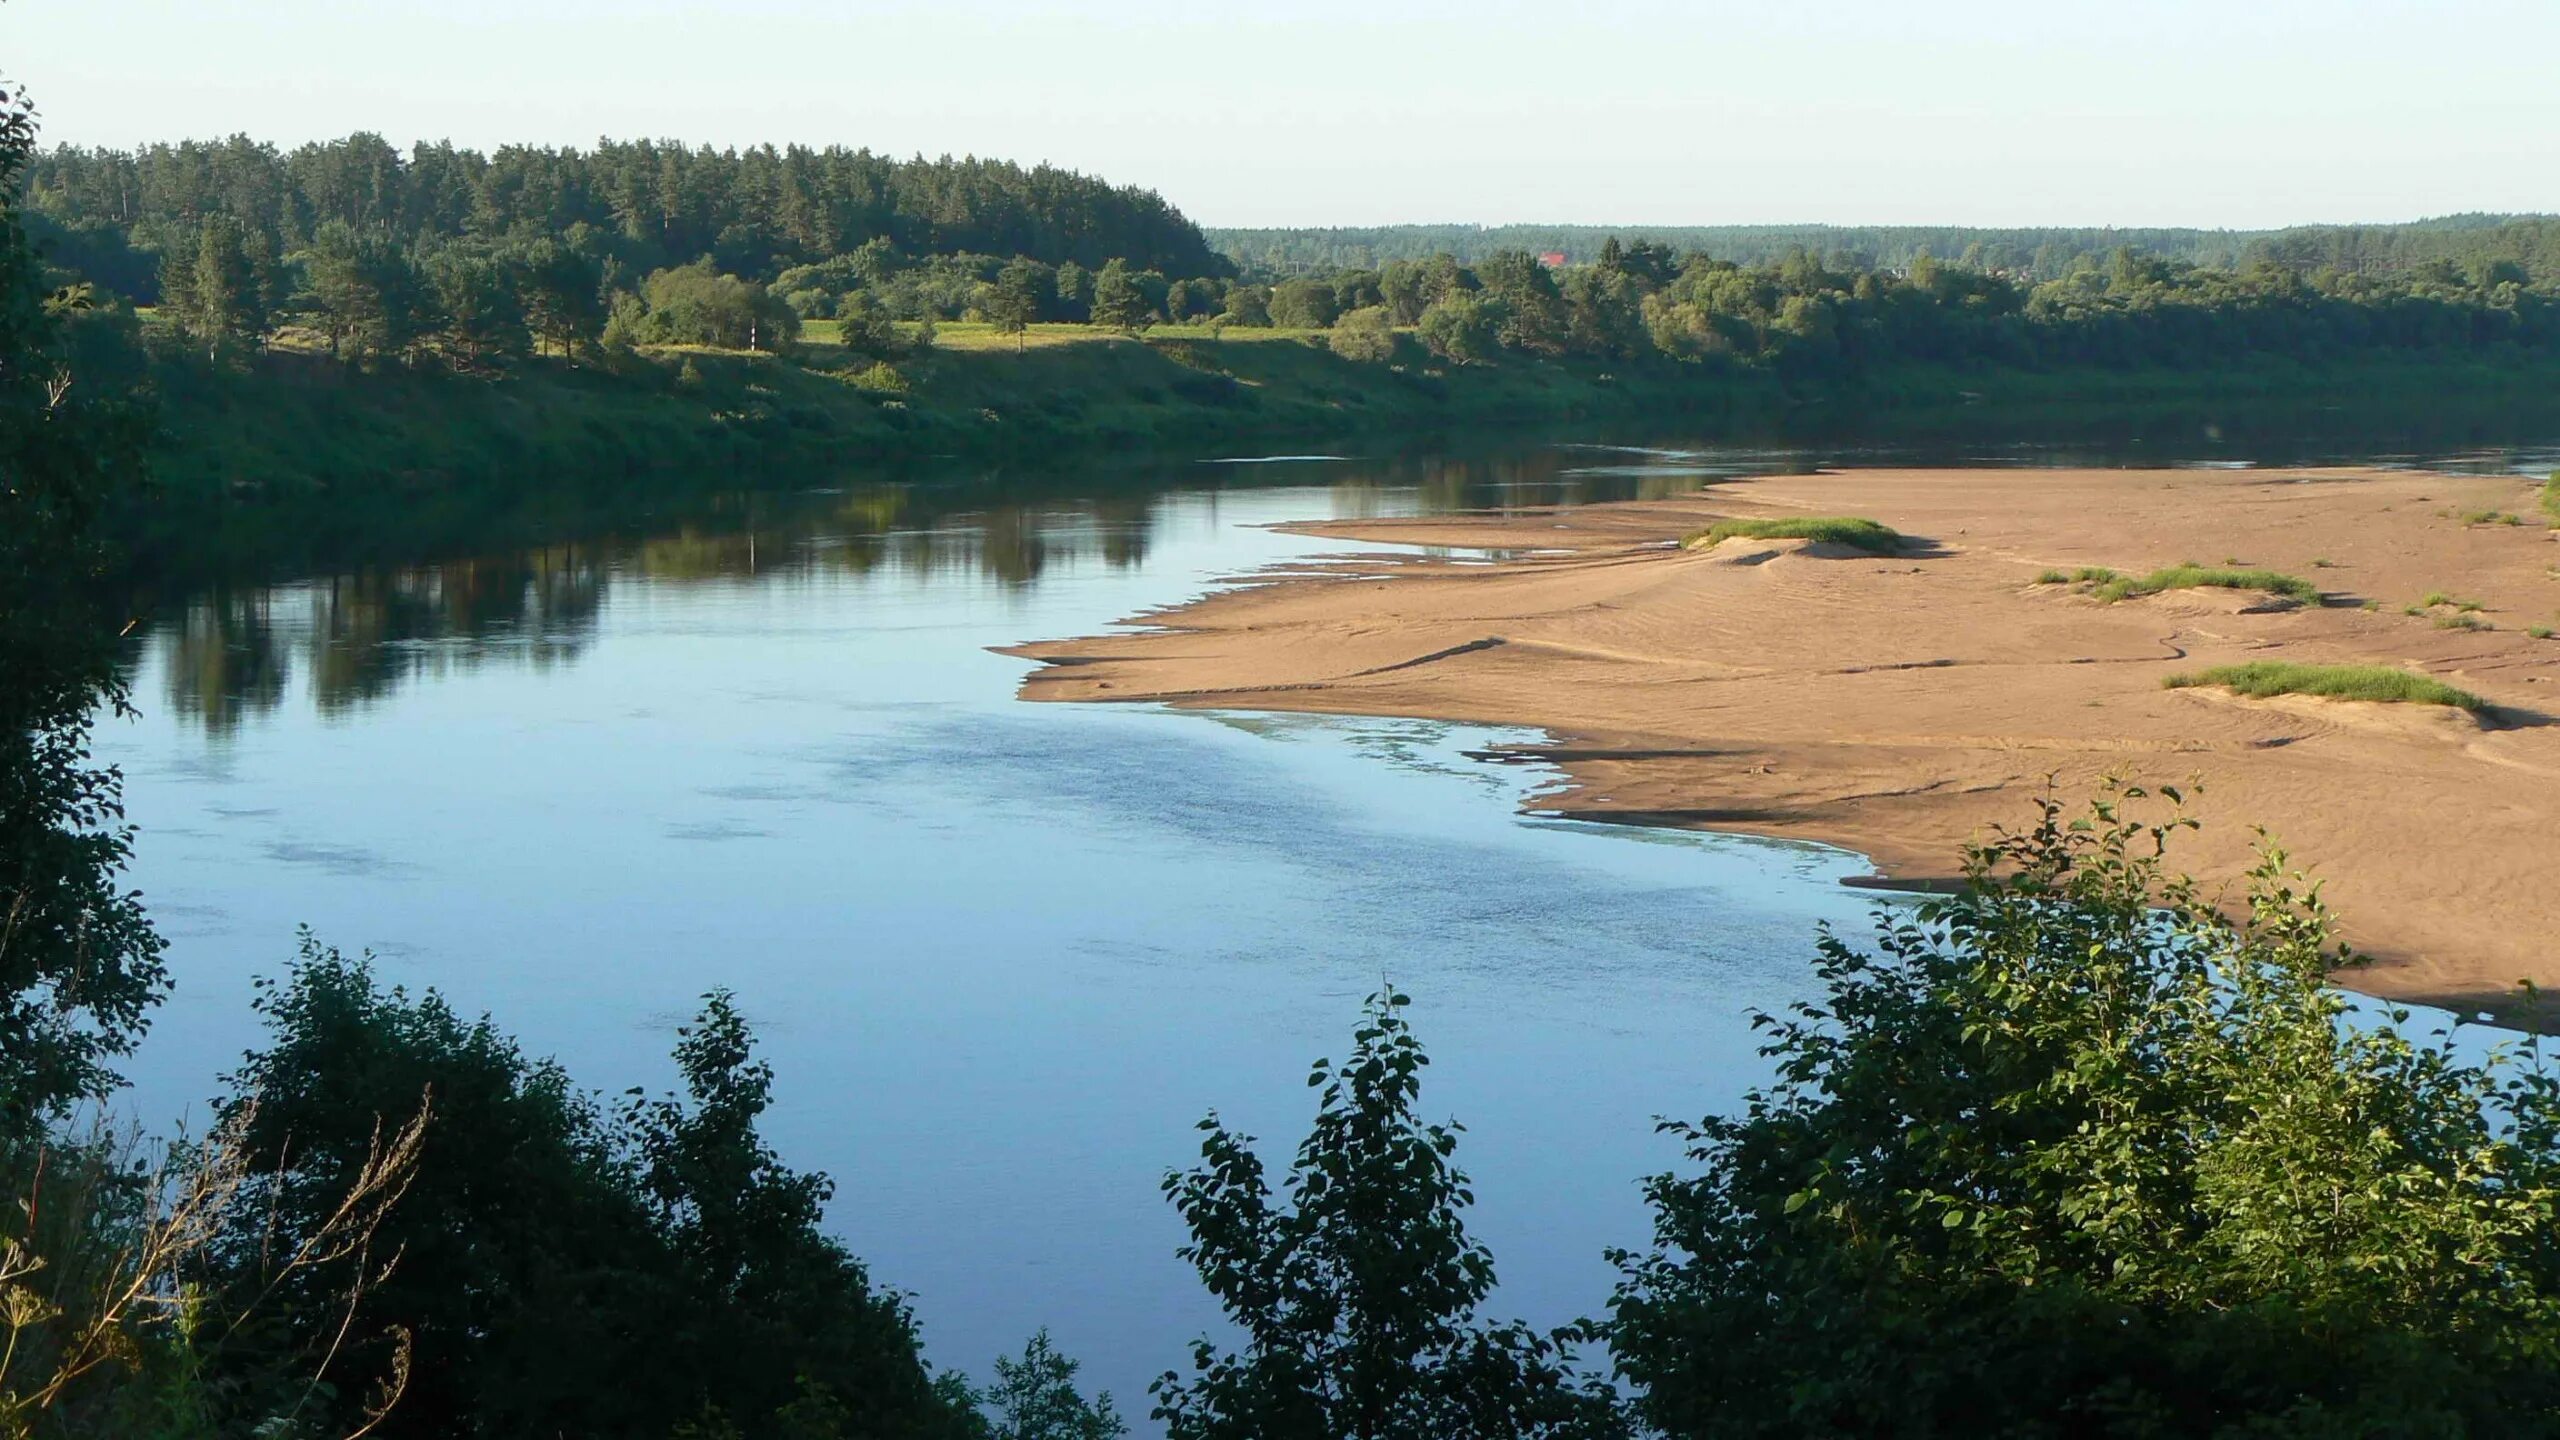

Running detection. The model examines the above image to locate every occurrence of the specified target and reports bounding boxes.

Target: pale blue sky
[7,0,2555,229]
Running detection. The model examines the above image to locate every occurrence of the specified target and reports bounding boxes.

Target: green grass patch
[2543,473,2560,521]
[2458,509,2526,526]
[2419,592,2484,612]
[2091,565,2320,604]
[2163,662,2484,710]
[2436,613,2491,631]
[2530,626,2555,641]
[1686,516,1903,553]
[2034,565,2120,586]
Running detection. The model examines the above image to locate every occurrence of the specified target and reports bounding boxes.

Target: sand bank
[1006,467,2560,1017]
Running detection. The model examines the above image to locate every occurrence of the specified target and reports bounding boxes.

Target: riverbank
[120,331,2560,582]
[1006,465,2560,1020]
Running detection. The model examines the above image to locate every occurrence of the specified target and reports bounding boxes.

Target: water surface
[102,433,2560,1408]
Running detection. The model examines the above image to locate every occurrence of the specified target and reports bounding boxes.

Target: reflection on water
[136,446,1760,733]
[137,429,2560,736]
[167,555,606,732]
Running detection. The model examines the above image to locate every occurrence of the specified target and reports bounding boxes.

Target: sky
[7,0,2557,231]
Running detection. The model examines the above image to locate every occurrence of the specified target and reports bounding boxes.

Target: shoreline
[1006,465,2560,1022]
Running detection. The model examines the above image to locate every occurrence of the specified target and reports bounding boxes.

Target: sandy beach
[1007,466,2560,1017]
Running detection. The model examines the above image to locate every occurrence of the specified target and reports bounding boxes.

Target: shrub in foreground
[210,938,982,1439]
[1605,790,2560,1438]
[2163,660,2484,710]
[1154,989,1627,1440]
[1683,516,1902,554]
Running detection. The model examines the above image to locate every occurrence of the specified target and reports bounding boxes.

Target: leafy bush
[1266,278,1340,330]
[2163,661,2485,709]
[1328,305,1398,363]
[1415,293,1506,365]
[636,259,801,351]
[1685,516,1902,553]
[1154,989,1626,1439]
[1605,791,2560,1438]
[2089,564,2319,604]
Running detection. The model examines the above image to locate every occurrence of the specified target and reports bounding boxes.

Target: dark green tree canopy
[26,135,1229,300]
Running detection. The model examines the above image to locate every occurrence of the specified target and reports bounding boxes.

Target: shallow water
[97,435,2560,1409]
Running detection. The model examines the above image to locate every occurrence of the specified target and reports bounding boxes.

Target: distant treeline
[1210,215,2560,283]
[21,132,1228,303]
[1226,240,2560,379]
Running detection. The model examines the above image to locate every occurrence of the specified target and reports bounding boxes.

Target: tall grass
[2091,565,2320,604]
[2163,661,2484,710]
[2542,472,2559,521]
[1685,516,1902,553]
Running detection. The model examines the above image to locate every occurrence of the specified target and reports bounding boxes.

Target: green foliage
[982,1330,1126,1440]
[2542,473,2560,521]
[426,250,528,372]
[985,260,1045,350]
[2035,565,2124,586]
[1415,292,1505,365]
[1606,791,2560,1438]
[1326,305,1397,364]
[157,216,273,363]
[2088,564,2320,604]
[1208,217,2560,283]
[2162,661,2485,709]
[636,259,801,351]
[1216,283,1269,328]
[28,137,1225,301]
[1088,260,1152,335]
[297,220,432,365]
[211,941,977,1439]
[1265,278,1338,330]
[2458,509,2525,526]
[503,235,606,358]
[1153,989,1626,1440]
[0,70,167,1136]
[1685,515,1902,553]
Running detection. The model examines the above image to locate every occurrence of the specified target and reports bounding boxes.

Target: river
[97,431,2560,1411]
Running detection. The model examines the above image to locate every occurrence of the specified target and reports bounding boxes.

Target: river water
[96,432,2560,1411]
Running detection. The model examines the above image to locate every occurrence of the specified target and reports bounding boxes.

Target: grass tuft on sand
[2543,473,2560,521]
[2163,661,2484,711]
[2090,565,2321,604]
[1685,516,1903,554]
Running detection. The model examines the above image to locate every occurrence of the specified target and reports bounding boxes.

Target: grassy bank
[125,331,2560,582]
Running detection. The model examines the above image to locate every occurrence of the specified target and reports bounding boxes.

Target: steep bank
[1006,466,2560,1021]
